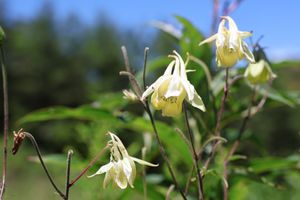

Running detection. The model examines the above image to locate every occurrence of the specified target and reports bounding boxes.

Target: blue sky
[4,0,300,61]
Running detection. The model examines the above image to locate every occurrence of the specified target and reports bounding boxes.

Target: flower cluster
[89,132,158,189]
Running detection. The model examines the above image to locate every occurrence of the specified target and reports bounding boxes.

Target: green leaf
[175,15,211,64]
[18,105,119,125]
[248,156,298,173]
[255,85,298,107]
[0,26,5,42]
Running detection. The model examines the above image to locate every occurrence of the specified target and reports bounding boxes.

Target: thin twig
[211,0,220,34]
[65,150,73,200]
[121,46,143,98]
[184,165,195,195]
[223,0,244,16]
[142,147,147,200]
[166,184,175,200]
[0,45,8,199]
[204,68,230,170]
[183,102,204,200]
[69,145,109,188]
[22,132,66,199]
[143,47,149,91]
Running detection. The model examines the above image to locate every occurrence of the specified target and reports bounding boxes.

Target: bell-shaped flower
[88,132,158,189]
[199,16,255,67]
[244,59,277,84]
[141,51,205,117]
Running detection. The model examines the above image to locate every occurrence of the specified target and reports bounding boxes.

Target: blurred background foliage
[0,1,299,200]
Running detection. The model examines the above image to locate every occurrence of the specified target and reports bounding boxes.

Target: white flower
[199,16,255,67]
[244,59,277,84]
[89,132,158,189]
[142,51,205,117]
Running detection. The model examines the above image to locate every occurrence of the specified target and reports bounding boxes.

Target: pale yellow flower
[244,59,277,84]
[199,16,255,67]
[122,89,138,101]
[89,132,158,189]
[142,51,205,117]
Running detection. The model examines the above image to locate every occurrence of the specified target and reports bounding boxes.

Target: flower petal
[199,34,217,46]
[87,162,113,178]
[130,156,159,167]
[114,161,128,189]
[185,83,206,112]
[142,76,167,100]
[241,41,255,63]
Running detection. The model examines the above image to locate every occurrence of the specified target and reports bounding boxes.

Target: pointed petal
[142,76,166,100]
[239,31,252,39]
[181,78,194,101]
[127,157,136,188]
[241,41,255,63]
[163,60,175,76]
[114,162,128,189]
[199,34,217,46]
[186,84,206,112]
[121,158,133,182]
[103,168,114,188]
[222,16,238,32]
[130,156,159,167]
[87,162,113,178]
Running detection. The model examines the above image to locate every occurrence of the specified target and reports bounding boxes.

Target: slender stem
[65,150,73,200]
[184,165,195,195]
[141,147,147,200]
[142,47,149,91]
[183,102,204,200]
[204,68,229,170]
[0,45,8,200]
[211,0,220,34]
[22,132,65,199]
[144,104,187,200]
[69,145,109,188]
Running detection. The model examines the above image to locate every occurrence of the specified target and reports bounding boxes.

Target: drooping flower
[199,16,255,67]
[244,59,277,84]
[88,132,158,189]
[141,51,205,117]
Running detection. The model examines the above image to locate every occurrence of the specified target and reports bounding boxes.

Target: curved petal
[165,75,183,98]
[127,157,136,188]
[142,76,167,100]
[121,158,133,183]
[114,161,128,189]
[186,83,206,112]
[103,167,114,188]
[87,162,113,178]
[163,60,175,76]
[241,41,255,63]
[181,78,194,101]
[199,34,217,46]
[130,156,159,167]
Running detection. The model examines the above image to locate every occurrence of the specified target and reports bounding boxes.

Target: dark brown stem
[69,145,109,188]
[144,103,187,199]
[65,150,73,200]
[204,68,229,170]
[183,102,204,200]
[0,45,8,200]
[22,132,66,199]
